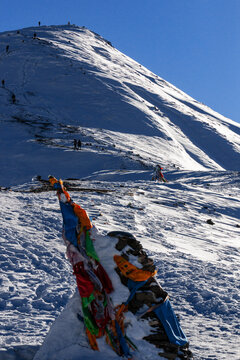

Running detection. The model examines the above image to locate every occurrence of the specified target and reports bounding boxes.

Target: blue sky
[0,0,239,123]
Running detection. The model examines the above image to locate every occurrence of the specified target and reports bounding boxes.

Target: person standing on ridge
[11,93,16,104]
[77,139,81,150]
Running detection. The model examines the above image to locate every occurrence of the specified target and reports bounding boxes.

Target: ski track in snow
[0,173,239,359]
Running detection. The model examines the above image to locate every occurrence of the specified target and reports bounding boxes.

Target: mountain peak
[0,25,240,185]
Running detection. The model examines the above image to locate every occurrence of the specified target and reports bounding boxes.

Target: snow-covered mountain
[0,173,240,360]
[0,25,240,187]
[0,25,239,360]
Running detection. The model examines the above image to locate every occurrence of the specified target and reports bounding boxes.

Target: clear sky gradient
[0,0,239,123]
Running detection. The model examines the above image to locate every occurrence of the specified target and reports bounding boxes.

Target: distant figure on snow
[38,21,41,26]
[6,45,9,53]
[12,93,16,104]
[74,139,77,150]
[12,94,16,104]
[152,165,168,183]
[33,33,37,39]
[77,139,82,150]
[11,93,16,104]
[1,79,5,87]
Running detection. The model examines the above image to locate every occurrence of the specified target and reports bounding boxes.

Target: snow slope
[0,24,240,360]
[0,25,240,188]
[0,173,239,360]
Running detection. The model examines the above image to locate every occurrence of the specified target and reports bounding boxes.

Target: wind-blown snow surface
[0,25,240,187]
[0,24,240,360]
[0,172,239,360]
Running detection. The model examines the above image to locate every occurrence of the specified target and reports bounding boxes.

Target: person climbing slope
[152,165,168,182]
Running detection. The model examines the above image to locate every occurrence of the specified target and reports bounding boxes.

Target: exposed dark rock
[127,237,143,251]
[158,351,178,359]
[135,291,157,304]
[115,237,128,251]
[109,230,193,359]
[206,219,215,225]
[108,231,136,240]
[144,336,170,347]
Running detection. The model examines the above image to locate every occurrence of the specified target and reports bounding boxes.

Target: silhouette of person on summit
[77,139,82,150]
[11,93,16,104]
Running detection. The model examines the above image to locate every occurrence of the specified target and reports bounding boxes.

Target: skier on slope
[152,165,168,182]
